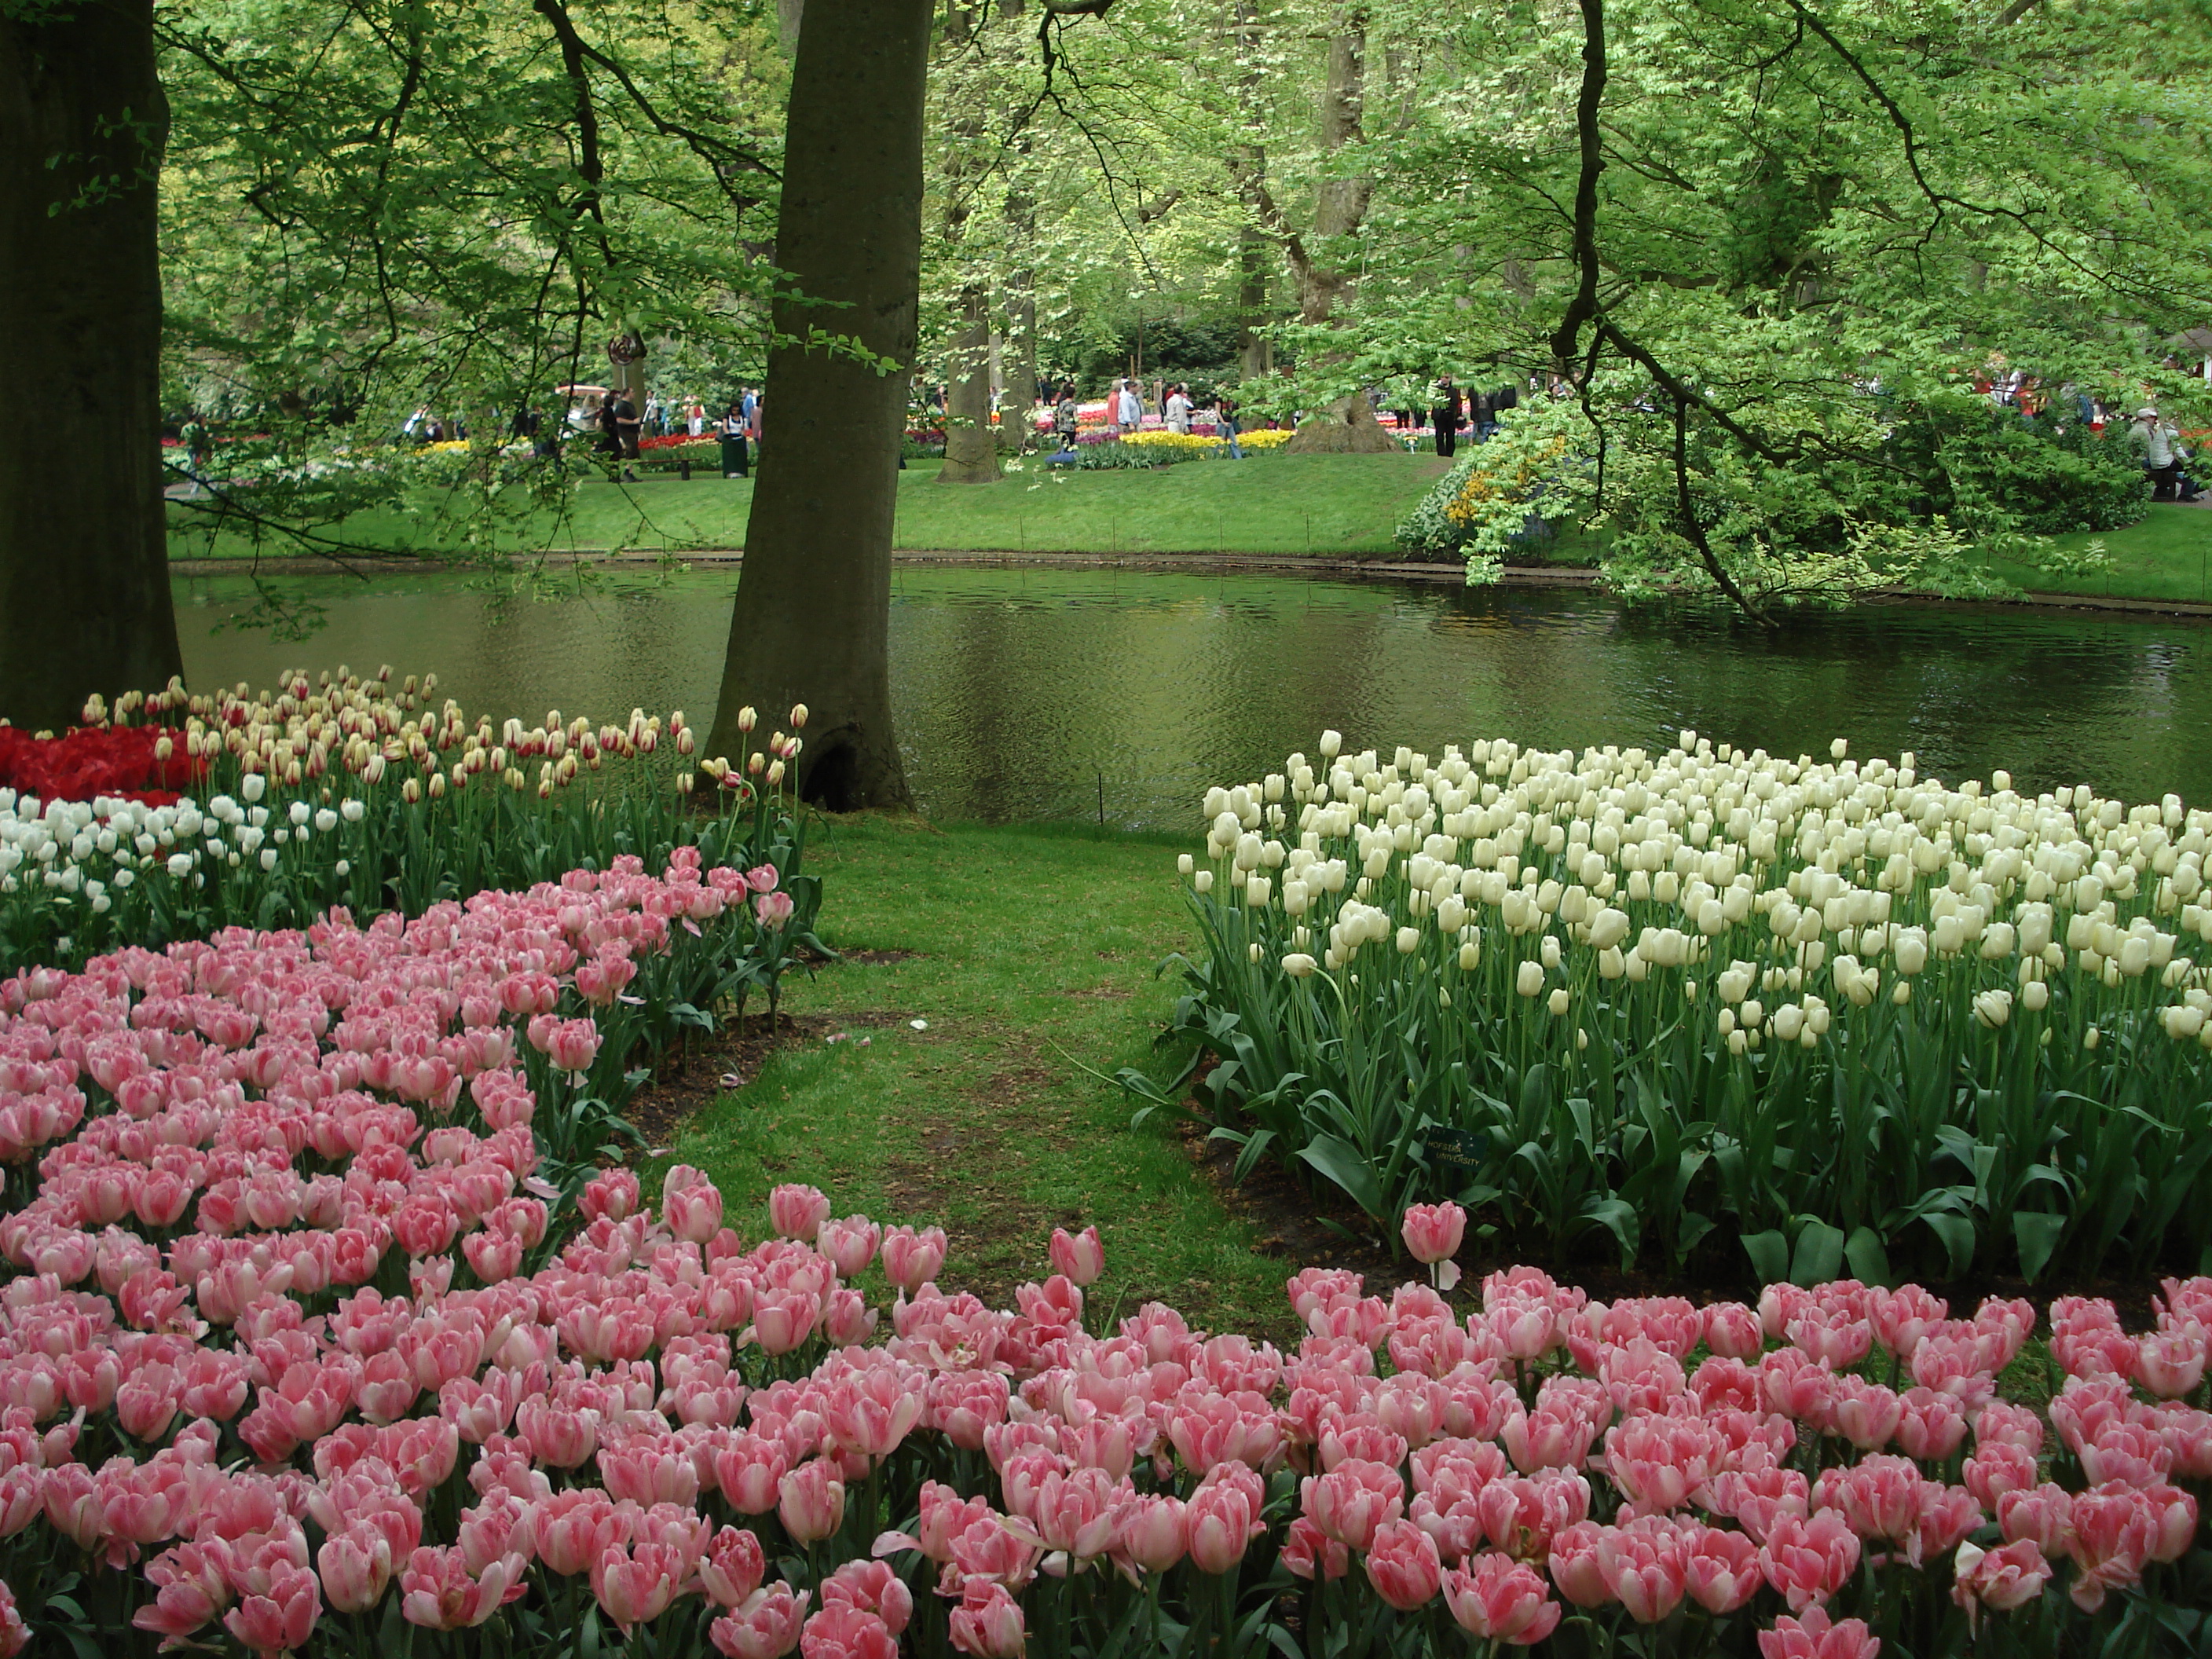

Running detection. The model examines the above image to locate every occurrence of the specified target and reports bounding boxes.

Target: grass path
[661,818,1299,1336]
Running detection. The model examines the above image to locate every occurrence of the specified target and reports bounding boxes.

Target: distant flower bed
[0,723,204,808]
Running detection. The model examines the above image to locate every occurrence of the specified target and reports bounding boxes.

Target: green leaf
[1742,1229,1789,1284]
[2013,1211,2067,1284]
[1791,1218,1846,1286]
[1920,1210,1978,1278]
[1296,1133,1386,1221]
[1844,1225,1892,1287]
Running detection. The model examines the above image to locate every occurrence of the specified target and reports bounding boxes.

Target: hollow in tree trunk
[705,0,928,810]
[0,0,184,731]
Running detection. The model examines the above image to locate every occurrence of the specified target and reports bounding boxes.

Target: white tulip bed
[1168,731,2212,1284]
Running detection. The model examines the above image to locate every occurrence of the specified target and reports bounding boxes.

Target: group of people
[1040,379,1247,463]
[2130,408,2203,502]
[1417,375,1523,458]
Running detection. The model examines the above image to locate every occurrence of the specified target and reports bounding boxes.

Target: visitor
[643,394,663,437]
[1166,383,1192,434]
[1053,389,1080,449]
[719,401,750,478]
[1116,377,1143,436]
[613,389,643,463]
[597,395,631,478]
[687,399,706,438]
[181,412,213,475]
[1218,394,1243,460]
[747,391,764,469]
[2130,408,2199,501]
[1430,374,1462,459]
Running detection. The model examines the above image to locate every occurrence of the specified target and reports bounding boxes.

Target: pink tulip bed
[2,851,2210,1659]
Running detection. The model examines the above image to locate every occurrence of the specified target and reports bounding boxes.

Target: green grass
[1982,503,2212,603]
[659,816,1298,1338]
[168,452,1448,561]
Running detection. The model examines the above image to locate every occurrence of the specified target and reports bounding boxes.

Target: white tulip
[1282,953,1317,978]
[1516,961,1544,997]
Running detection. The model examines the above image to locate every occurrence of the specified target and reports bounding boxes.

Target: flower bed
[0,1014,2203,1659]
[1,676,817,983]
[0,722,205,808]
[1162,733,2212,1284]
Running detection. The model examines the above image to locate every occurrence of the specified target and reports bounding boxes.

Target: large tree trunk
[706,0,928,810]
[937,280,1001,483]
[1236,224,1272,379]
[0,0,184,732]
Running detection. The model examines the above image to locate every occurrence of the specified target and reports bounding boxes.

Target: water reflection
[173,568,2212,827]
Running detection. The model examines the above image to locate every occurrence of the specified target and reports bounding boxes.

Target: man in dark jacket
[1430,375,1463,459]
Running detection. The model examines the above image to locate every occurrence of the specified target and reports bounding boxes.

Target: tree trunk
[705,0,928,810]
[0,0,183,732]
[1295,11,1371,326]
[937,280,1001,483]
[1236,224,1272,379]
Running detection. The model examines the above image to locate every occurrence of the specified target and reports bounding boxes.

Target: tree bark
[938,279,1002,482]
[705,0,928,810]
[1236,225,1272,379]
[0,0,184,731]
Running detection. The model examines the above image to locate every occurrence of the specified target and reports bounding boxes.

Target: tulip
[948,1580,1025,1659]
[769,1184,831,1242]
[1757,1604,1881,1659]
[713,1586,809,1659]
[223,1565,320,1657]
[778,1459,847,1544]
[1401,1201,1466,1291]
[1048,1225,1104,1286]
[1951,1538,2052,1628]
[1445,1553,1563,1645]
[1365,1518,1444,1610]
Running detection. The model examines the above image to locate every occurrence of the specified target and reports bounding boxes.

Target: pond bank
[166,543,2212,621]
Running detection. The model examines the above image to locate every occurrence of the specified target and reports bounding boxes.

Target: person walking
[1430,375,1462,459]
[1053,389,1081,449]
[1116,377,1144,437]
[1166,383,1192,434]
[719,401,750,478]
[1218,394,1243,460]
[2131,407,2189,501]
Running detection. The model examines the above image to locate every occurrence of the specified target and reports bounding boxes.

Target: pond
[173,565,2212,827]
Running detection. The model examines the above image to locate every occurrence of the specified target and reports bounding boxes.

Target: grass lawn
[657,817,1300,1338]
[1985,503,2212,603]
[167,452,1448,561]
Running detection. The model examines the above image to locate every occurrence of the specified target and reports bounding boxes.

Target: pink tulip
[317,1525,395,1614]
[222,1564,320,1657]
[778,1459,846,1544]
[592,1538,691,1633]
[663,1166,727,1245]
[1595,1519,1690,1623]
[713,1432,793,1515]
[1445,1553,1564,1646]
[1365,1518,1444,1610]
[881,1225,948,1294]
[1685,1524,1763,1613]
[769,1184,831,1242]
[819,1216,883,1278]
[1401,1201,1467,1271]
[1048,1226,1105,1287]
[948,1580,1026,1659]
[400,1545,526,1630]
[1758,1512,1861,1612]
[712,1586,809,1659]
[1951,1538,2053,1627]
[701,1528,768,1610]
[819,1560,913,1635]
[1756,1604,1881,1659]
[1187,1471,1265,1573]
[1302,1458,1405,1553]
[536,1489,627,1577]
[755,892,796,927]
[0,1580,23,1659]
[1813,1455,1922,1545]
[1894,1388,1968,1460]
[1280,1516,1348,1581]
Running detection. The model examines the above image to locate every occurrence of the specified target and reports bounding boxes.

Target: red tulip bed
[2,840,2210,1659]
[0,724,204,809]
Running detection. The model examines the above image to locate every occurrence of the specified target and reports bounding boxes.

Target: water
[173,566,2212,827]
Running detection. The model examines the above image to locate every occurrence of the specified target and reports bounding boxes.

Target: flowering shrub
[0,1059,2203,1659]
[0,676,821,995]
[1161,732,2212,1284]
